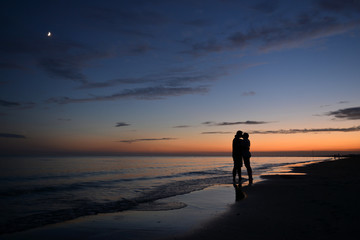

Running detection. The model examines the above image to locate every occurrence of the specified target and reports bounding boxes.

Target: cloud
[36,43,111,82]
[128,44,155,55]
[87,7,170,27]
[201,131,232,134]
[186,2,360,56]
[203,121,270,126]
[0,99,35,109]
[251,0,279,14]
[38,58,87,83]
[183,39,224,56]
[118,137,177,143]
[320,100,349,108]
[85,6,170,38]
[79,66,223,90]
[1,30,111,83]
[326,107,360,120]
[183,18,212,27]
[57,118,71,121]
[48,86,209,104]
[115,122,131,127]
[173,125,192,128]
[0,99,20,107]
[0,133,26,139]
[317,0,360,13]
[0,62,26,70]
[250,126,360,134]
[242,91,256,96]
[228,16,360,53]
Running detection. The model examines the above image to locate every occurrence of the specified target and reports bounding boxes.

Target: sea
[0,155,329,235]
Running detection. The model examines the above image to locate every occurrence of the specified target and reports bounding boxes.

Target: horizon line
[1,150,360,158]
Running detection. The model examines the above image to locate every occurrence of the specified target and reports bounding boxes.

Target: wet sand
[2,156,359,240]
[172,155,360,240]
[0,185,237,240]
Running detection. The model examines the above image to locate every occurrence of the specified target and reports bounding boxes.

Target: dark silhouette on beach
[233,183,246,201]
[242,132,253,184]
[232,130,253,184]
[232,131,243,182]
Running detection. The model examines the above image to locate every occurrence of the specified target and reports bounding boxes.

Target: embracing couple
[232,130,253,184]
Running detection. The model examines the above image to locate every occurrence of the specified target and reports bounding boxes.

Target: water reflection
[233,183,246,201]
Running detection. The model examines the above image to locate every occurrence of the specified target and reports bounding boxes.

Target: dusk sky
[1,0,360,156]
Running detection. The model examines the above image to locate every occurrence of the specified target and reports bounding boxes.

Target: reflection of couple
[232,130,253,184]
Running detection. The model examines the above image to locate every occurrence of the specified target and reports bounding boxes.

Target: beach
[174,155,360,240]
[1,155,359,239]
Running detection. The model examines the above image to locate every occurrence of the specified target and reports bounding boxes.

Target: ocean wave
[0,169,230,197]
[0,175,231,235]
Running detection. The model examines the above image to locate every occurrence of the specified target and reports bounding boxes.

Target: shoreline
[2,156,358,239]
[173,155,360,240]
[1,184,237,240]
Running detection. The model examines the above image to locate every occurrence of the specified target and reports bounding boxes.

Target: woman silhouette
[242,133,253,184]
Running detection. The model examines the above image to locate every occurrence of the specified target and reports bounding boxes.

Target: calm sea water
[0,156,328,234]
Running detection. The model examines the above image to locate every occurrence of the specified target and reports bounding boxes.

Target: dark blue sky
[1,0,360,155]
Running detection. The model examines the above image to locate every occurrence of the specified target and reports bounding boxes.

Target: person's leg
[244,157,253,183]
[232,158,237,182]
[237,166,242,182]
[233,158,241,182]
[233,165,241,182]
[232,166,236,182]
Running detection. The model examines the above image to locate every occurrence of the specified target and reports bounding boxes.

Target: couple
[232,130,253,184]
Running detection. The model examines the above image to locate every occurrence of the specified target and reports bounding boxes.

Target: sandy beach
[174,155,360,240]
[2,155,359,240]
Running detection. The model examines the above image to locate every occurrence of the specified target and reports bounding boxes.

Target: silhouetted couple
[232,130,253,184]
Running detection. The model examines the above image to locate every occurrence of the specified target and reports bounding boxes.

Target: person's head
[243,132,249,139]
[235,130,243,138]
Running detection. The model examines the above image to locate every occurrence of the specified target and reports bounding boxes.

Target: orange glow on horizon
[1,131,359,155]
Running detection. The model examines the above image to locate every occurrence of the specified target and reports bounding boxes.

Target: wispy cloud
[227,14,360,54]
[250,126,360,134]
[69,66,226,103]
[320,100,349,108]
[186,1,360,56]
[1,31,112,83]
[0,133,26,139]
[183,18,212,27]
[87,7,170,28]
[78,66,223,89]
[115,122,131,127]
[203,121,270,126]
[0,99,20,107]
[82,5,172,40]
[0,99,35,109]
[48,86,209,104]
[242,91,256,96]
[38,57,87,83]
[118,138,177,143]
[173,125,192,128]
[251,0,279,14]
[201,131,232,134]
[326,107,360,120]
[57,118,71,121]
[317,0,360,14]
[0,62,26,70]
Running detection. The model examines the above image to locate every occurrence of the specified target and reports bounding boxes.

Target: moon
[47,32,52,37]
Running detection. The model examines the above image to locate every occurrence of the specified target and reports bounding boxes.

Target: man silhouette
[232,131,243,182]
[242,132,253,184]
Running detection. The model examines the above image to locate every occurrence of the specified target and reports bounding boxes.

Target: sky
[1,0,360,156]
